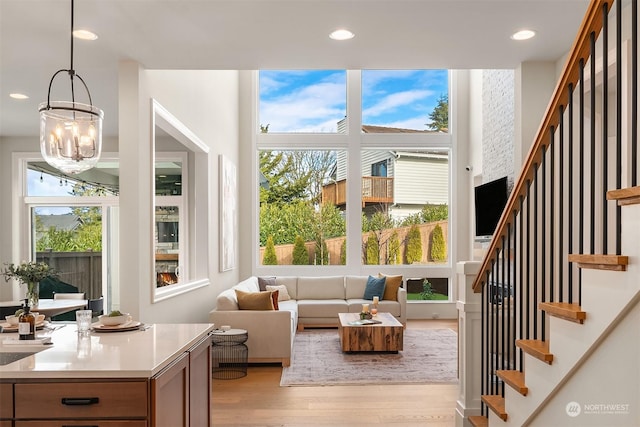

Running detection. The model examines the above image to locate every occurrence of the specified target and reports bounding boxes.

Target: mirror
[152,99,210,302]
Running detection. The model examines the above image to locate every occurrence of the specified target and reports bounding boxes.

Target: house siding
[394,156,448,206]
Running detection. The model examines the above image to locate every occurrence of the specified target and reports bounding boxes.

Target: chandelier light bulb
[38,0,103,175]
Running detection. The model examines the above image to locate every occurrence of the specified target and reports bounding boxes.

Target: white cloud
[260,80,345,132]
[363,90,432,118]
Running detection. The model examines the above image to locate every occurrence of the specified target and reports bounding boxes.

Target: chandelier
[39,0,103,175]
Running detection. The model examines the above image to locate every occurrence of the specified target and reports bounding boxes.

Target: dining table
[0,298,88,318]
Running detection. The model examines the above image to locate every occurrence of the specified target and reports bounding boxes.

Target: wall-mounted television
[474,176,508,237]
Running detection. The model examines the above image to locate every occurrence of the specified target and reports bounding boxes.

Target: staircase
[467,0,640,425]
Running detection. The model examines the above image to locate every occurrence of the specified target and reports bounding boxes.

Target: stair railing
[471,0,638,419]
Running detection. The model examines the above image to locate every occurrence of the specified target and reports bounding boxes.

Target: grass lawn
[407,293,449,301]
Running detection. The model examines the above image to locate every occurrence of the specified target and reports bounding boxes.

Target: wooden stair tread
[496,370,528,396]
[481,395,507,421]
[516,339,553,364]
[568,254,628,271]
[469,415,489,427]
[607,186,640,205]
[539,302,586,324]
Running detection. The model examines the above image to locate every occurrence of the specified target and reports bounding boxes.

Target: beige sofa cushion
[275,276,298,300]
[345,276,368,299]
[297,276,345,299]
[216,276,261,311]
[298,299,348,318]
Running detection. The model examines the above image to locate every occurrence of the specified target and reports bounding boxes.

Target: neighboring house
[324,123,449,221]
[35,213,83,242]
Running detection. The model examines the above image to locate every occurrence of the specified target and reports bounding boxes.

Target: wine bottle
[18,299,35,340]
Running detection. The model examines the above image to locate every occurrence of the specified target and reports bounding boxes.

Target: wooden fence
[259,220,448,265]
[36,250,102,300]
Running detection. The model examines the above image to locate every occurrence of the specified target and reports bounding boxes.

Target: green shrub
[262,235,277,265]
[388,230,401,264]
[340,239,347,265]
[292,235,309,265]
[405,225,423,264]
[430,224,446,262]
[421,279,435,300]
[365,232,379,265]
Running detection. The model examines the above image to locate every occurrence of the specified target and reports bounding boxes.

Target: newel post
[455,261,482,427]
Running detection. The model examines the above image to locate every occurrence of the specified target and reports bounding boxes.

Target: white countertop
[0,322,215,379]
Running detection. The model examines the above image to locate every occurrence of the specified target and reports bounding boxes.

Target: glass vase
[25,281,39,308]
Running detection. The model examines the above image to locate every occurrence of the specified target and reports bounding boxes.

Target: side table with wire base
[211,329,248,379]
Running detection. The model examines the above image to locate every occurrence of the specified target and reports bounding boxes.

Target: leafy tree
[340,239,346,265]
[262,235,278,265]
[426,94,448,132]
[430,224,446,262]
[259,151,311,204]
[292,235,309,265]
[387,230,401,264]
[405,225,423,264]
[259,201,345,246]
[365,232,379,265]
[288,151,336,205]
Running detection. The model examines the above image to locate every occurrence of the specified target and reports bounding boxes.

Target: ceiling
[1,0,590,138]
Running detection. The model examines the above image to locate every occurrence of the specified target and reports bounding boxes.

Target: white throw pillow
[266,284,291,301]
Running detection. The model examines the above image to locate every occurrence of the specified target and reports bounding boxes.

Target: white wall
[118,62,240,323]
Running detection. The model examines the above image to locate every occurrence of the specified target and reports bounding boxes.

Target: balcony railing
[322,177,394,207]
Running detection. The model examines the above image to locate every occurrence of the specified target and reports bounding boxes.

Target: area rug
[280,328,458,386]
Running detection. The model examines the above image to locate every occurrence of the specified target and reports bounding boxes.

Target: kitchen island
[0,323,214,427]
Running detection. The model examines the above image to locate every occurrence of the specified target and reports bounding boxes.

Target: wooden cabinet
[0,383,12,419]
[150,335,212,427]
[15,381,147,419]
[16,421,146,426]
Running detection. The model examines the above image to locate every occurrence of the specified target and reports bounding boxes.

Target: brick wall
[482,69,515,187]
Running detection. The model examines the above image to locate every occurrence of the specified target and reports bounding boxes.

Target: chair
[53,292,86,300]
[0,305,23,319]
[88,296,104,319]
[52,292,86,321]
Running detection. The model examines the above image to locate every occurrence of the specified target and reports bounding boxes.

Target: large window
[25,161,119,312]
[256,70,453,299]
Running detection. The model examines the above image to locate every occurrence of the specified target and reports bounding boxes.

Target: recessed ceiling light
[10,93,29,100]
[511,30,536,41]
[73,29,98,41]
[329,29,355,41]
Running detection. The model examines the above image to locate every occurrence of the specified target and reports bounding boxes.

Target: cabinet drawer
[15,382,148,419]
[0,383,12,418]
[16,421,146,427]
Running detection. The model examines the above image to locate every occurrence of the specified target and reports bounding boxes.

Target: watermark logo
[565,401,630,417]
[566,401,581,417]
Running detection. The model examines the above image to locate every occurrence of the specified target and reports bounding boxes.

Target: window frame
[252,70,457,295]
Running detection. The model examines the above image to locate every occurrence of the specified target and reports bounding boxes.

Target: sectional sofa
[209,275,407,366]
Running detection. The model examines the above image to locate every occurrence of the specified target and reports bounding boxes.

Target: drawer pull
[61,397,100,405]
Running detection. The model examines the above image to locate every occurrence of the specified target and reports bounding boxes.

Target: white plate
[91,320,142,332]
[0,321,47,333]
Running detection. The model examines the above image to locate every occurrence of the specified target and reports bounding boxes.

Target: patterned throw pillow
[363,275,386,300]
[379,273,403,301]
[235,289,276,310]
[266,284,291,301]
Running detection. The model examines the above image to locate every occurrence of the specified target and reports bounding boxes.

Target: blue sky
[259,70,448,132]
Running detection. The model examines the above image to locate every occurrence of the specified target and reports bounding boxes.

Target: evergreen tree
[340,239,347,265]
[365,232,379,265]
[387,230,401,264]
[292,235,309,265]
[426,94,448,131]
[262,235,278,265]
[405,225,423,264]
[430,224,446,262]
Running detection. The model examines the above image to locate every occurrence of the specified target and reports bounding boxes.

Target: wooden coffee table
[338,312,404,352]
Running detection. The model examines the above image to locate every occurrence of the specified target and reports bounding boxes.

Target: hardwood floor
[212,319,458,426]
